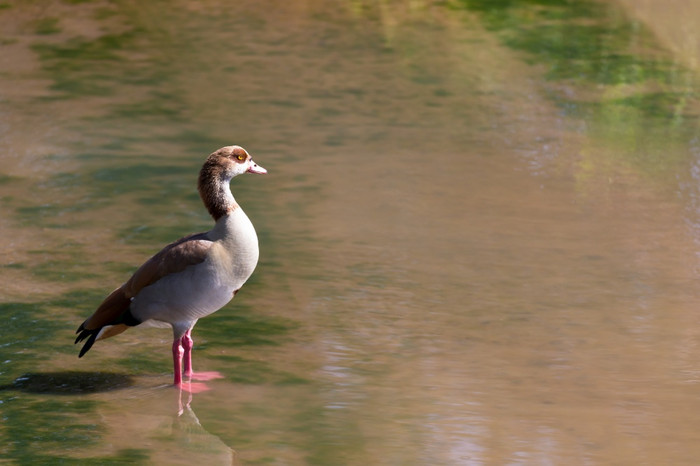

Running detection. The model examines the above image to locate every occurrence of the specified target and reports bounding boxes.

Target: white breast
[131,208,260,326]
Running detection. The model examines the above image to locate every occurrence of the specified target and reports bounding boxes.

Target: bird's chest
[209,212,260,288]
[132,210,260,322]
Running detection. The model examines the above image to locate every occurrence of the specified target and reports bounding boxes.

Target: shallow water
[3,0,700,464]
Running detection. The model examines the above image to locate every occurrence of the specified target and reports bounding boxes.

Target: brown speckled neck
[198,157,238,221]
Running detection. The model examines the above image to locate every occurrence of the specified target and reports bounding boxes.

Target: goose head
[198,145,267,220]
[210,145,267,179]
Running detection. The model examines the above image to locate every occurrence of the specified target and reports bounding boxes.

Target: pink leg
[182,329,194,378]
[172,339,184,386]
[173,337,208,394]
[172,330,222,393]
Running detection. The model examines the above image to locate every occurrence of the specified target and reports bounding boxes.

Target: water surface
[3,0,700,464]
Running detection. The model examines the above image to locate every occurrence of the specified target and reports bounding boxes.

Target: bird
[75,145,267,391]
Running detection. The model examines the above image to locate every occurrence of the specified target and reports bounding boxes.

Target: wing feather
[79,232,213,332]
[124,232,212,298]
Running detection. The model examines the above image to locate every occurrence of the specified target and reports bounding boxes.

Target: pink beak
[247,160,267,174]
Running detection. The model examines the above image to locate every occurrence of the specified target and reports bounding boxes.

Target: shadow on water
[3,371,134,395]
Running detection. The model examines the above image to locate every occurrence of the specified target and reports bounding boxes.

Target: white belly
[130,260,235,325]
[130,208,260,329]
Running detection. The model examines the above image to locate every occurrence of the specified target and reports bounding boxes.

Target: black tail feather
[75,324,100,358]
[74,308,139,358]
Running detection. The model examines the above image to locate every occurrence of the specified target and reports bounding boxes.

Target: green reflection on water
[26,245,98,282]
[0,174,19,184]
[0,301,70,381]
[34,16,61,35]
[202,305,295,348]
[507,24,671,85]
[32,35,127,97]
[0,291,102,379]
[210,353,310,385]
[0,393,150,463]
[459,0,690,88]
[2,397,101,462]
[0,297,103,462]
[1,291,110,389]
[459,0,700,185]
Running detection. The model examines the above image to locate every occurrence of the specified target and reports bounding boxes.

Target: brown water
[3,0,700,464]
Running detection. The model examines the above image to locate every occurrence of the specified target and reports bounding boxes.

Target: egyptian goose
[75,146,267,391]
